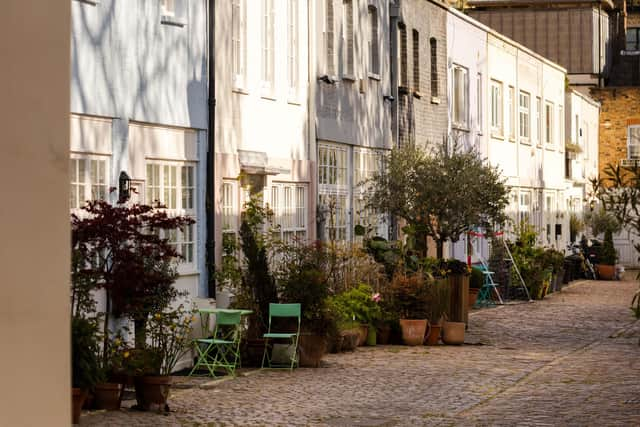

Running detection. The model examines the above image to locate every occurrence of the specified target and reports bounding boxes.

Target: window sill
[509,137,516,143]
[177,267,200,277]
[342,74,356,82]
[232,87,249,95]
[287,98,302,106]
[520,138,531,145]
[431,96,440,104]
[160,16,186,27]
[491,132,504,140]
[413,91,423,99]
[452,124,470,132]
[261,91,277,101]
[368,73,381,81]
[545,146,556,151]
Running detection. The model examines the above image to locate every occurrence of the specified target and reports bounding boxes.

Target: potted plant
[327,284,382,346]
[389,271,429,346]
[423,277,451,345]
[71,316,101,424]
[597,230,618,280]
[132,305,194,412]
[468,266,484,309]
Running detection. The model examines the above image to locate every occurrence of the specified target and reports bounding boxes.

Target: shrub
[328,284,382,326]
[600,230,617,265]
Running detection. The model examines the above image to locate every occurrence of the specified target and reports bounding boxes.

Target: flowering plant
[145,304,195,376]
[328,284,382,326]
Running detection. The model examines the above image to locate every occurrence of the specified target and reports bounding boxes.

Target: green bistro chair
[261,303,301,371]
[189,310,242,377]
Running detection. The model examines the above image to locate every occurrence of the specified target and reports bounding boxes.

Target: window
[318,144,348,241]
[519,190,531,225]
[261,0,275,92]
[519,91,530,142]
[490,80,503,135]
[222,181,238,237]
[232,0,247,89]
[342,0,354,77]
[628,125,640,159]
[398,24,408,88]
[545,101,554,146]
[69,157,109,210]
[354,148,386,239]
[477,73,482,133]
[271,184,307,243]
[368,6,379,76]
[287,0,299,98]
[559,105,564,150]
[146,162,196,264]
[627,27,640,51]
[508,86,515,140]
[430,38,438,97]
[452,65,468,127]
[161,0,175,16]
[545,192,556,245]
[325,0,336,76]
[536,97,542,146]
[412,30,420,92]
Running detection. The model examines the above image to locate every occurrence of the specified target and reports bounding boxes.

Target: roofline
[446,6,568,74]
[465,0,615,11]
[569,88,601,108]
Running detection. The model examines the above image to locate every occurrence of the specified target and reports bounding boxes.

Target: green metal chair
[474,263,502,307]
[189,310,242,377]
[261,303,301,371]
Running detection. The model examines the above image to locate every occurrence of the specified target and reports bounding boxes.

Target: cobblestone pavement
[83,278,640,426]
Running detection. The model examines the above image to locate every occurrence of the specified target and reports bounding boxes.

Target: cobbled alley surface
[83,277,640,426]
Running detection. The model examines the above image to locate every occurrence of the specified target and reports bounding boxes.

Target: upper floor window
[490,79,503,135]
[70,156,109,210]
[430,38,438,98]
[452,64,468,128]
[325,0,336,76]
[271,184,307,243]
[545,101,554,147]
[342,0,354,77]
[232,0,247,89]
[261,0,275,93]
[398,24,408,88]
[519,91,530,142]
[222,180,238,238]
[161,0,175,17]
[476,73,482,133]
[536,97,542,146]
[368,6,379,76]
[412,30,420,92]
[627,28,640,51]
[628,125,640,159]
[287,0,299,98]
[507,85,515,140]
[559,105,564,150]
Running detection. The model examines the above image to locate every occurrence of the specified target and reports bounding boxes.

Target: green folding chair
[261,303,301,371]
[189,310,242,377]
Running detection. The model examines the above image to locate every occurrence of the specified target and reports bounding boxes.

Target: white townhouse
[71,0,209,299]
[313,0,393,242]
[214,0,315,262]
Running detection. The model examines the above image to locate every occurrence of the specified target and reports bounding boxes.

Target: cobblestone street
[83,278,640,426]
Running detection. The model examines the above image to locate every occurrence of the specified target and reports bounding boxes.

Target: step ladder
[500,238,533,302]
[476,257,504,306]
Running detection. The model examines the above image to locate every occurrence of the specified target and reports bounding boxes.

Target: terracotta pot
[356,324,369,346]
[468,288,480,309]
[424,323,441,346]
[328,334,344,353]
[596,264,616,280]
[134,376,172,412]
[399,319,428,346]
[298,334,327,368]
[442,321,465,345]
[365,326,377,346]
[94,382,122,411]
[339,330,358,351]
[72,388,87,425]
[377,324,391,345]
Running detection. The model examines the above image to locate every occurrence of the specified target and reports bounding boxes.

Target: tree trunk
[436,240,444,260]
[415,229,428,258]
[102,290,111,368]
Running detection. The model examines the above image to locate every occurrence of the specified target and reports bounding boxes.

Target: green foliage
[367,141,509,258]
[72,316,102,390]
[388,272,430,319]
[145,305,195,375]
[470,267,484,289]
[542,248,565,275]
[632,286,640,319]
[327,284,382,326]
[569,213,584,243]
[584,206,621,237]
[424,278,451,325]
[600,230,618,265]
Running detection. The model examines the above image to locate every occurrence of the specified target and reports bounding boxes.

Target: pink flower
[371,293,381,303]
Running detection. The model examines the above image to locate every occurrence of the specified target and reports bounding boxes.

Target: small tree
[367,141,509,258]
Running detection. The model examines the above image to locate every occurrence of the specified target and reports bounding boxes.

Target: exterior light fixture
[118,171,132,204]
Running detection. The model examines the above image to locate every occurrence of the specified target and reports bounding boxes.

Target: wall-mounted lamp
[383,95,395,102]
[317,75,337,84]
[118,171,131,204]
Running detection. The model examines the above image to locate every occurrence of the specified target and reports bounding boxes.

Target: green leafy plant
[470,266,484,289]
[145,305,195,376]
[72,316,103,390]
[328,284,382,326]
[569,212,584,243]
[584,206,621,238]
[600,230,618,265]
[388,271,430,319]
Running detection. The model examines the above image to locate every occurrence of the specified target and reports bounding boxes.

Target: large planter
[298,334,327,368]
[93,382,122,411]
[399,319,428,346]
[424,323,441,346]
[339,330,358,352]
[449,275,470,324]
[366,326,377,346]
[356,324,369,346]
[468,288,480,309]
[72,388,87,425]
[596,264,616,280]
[134,376,172,412]
[376,324,391,345]
[442,321,465,345]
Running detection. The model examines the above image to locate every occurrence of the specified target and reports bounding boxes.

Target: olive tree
[367,141,509,258]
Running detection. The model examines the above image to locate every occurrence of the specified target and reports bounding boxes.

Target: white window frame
[508,85,515,141]
[318,143,349,242]
[353,148,386,240]
[545,101,554,148]
[545,192,556,245]
[452,64,469,129]
[490,79,503,137]
[628,125,640,160]
[342,0,355,79]
[324,0,336,77]
[477,73,482,134]
[69,154,110,211]
[368,6,380,78]
[271,183,307,243]
[519,91,530,143]
[146,161,197,269]
[261,0,276,95]
[519,190,531,226]
[536,96,542,147]
[559,105,564,152]
[287,0,300,100]
[222,180,239,237]
[232,0,247,91]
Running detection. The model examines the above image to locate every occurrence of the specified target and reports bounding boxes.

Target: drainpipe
[206,0,216,298]
[389,1,400,241]
[598,2,602,87]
